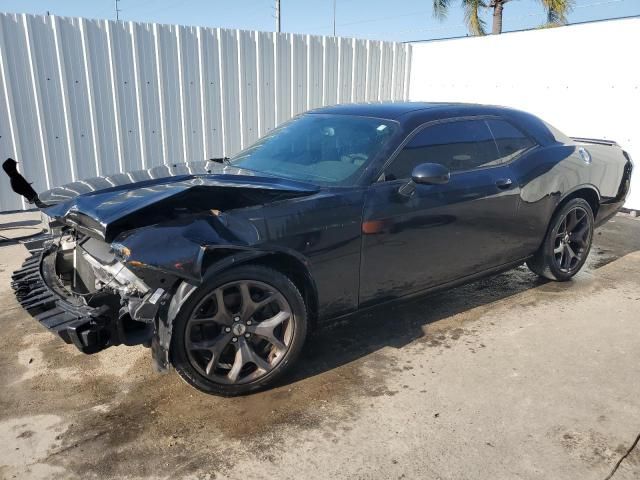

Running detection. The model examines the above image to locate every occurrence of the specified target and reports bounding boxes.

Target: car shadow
[282,265,547,387]
[280,216,640,388]
[0,219,42,229]
[0,218,44,245]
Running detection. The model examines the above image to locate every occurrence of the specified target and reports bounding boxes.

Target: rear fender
[556,184,601,211]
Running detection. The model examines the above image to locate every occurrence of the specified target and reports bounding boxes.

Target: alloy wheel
[185,280,294,385]
[552,206,592,274]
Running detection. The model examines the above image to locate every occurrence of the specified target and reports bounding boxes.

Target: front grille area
[11,248,113,354]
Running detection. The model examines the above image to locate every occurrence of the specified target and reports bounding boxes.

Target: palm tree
[433,0,574,36]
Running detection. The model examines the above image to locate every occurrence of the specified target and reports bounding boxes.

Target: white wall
[0,13,411,211]
[409,18,640,210]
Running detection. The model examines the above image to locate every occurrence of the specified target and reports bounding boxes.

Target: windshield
[229,114,398,186]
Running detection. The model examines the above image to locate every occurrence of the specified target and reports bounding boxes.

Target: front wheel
[171,265,308,396]
[527,198,594,281]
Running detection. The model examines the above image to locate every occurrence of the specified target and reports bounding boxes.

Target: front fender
[150,245,317,372]
[152,280,197,372]
[114,213,261,283]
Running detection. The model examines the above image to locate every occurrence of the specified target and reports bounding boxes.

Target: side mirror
[411,162,450,185]
[398,163,450,197]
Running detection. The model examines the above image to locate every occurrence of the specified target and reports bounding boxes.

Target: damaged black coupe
[8,103,633,395]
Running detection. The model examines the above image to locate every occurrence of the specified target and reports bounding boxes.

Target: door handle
[495,178,513,189]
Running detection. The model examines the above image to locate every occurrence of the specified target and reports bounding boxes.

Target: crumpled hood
[44,164,319,242]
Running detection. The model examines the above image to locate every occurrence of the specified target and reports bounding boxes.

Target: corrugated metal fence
[0,13,412,211]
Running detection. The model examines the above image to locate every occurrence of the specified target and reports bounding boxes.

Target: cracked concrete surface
[604,432,640,480]
[0,212,639,479]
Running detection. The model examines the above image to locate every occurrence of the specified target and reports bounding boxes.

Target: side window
[485,119,535,163]
[385,118,534,180]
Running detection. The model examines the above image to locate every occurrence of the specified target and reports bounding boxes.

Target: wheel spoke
[190,312,232,326]
[557,217,567,236]
[566,210,578,232]
[572,223,589,246]
[557,249,565,269]
[248,311,290,352]
[227,337,271,382]
[248,346,272,372]
[253,293,277,312]
[189,338,217,351]
[268,336,288,353]
[215,289,228,313]
[561,245,572,270]
[238,283,254,317]
[573,211,586,230]
[228,345,245,382]
[191,289,232,326]
[197,332,234,376]
[238,282,277,319]
[214,289,233,325]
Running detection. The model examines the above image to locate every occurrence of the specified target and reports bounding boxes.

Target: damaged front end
[11,170,319,371]
[12,232,159,355]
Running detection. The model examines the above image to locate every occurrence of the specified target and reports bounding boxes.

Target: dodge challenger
[7,102,633,395]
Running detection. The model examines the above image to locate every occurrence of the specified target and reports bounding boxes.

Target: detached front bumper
[11,247,114,354]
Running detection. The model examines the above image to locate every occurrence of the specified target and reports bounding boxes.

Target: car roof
[308,101,488,120]
[307,101,557,147]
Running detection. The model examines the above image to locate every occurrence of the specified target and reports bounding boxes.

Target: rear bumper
[596,154,634,226]
[11,247,114,354]
[595,199,626,228]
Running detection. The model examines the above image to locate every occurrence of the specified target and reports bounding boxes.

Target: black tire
[171,265,308,396]
[527,198,594,281]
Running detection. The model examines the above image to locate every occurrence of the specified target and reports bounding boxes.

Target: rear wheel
[527,198,594,281]
[171,265,307,395]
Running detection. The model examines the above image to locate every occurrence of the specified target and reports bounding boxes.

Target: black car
[9,102,633,395]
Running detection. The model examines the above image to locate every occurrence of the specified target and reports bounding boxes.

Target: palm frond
[463,0,487,36]
[536,22,561,29]
[540,0,574,25]
[433,0,452,19]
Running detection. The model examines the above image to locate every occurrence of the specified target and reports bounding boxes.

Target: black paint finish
[12,102,633,362]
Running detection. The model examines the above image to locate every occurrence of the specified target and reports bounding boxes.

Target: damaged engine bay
[48,232,155,350]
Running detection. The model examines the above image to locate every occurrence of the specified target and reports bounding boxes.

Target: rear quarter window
[485,119,536,163]
[385,118,534,180]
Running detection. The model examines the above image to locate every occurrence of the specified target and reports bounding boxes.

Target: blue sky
[1,0,638,41]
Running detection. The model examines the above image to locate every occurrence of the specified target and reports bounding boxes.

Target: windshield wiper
[207,158,270,177]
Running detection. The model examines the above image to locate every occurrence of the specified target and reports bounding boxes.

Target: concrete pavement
[0,213,639,480]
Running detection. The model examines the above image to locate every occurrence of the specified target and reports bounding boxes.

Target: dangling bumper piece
[11,248,114,354]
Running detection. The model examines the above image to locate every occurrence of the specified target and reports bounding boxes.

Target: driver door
[359,118,531,307]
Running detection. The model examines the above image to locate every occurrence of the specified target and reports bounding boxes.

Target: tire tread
[527,198,594,281]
